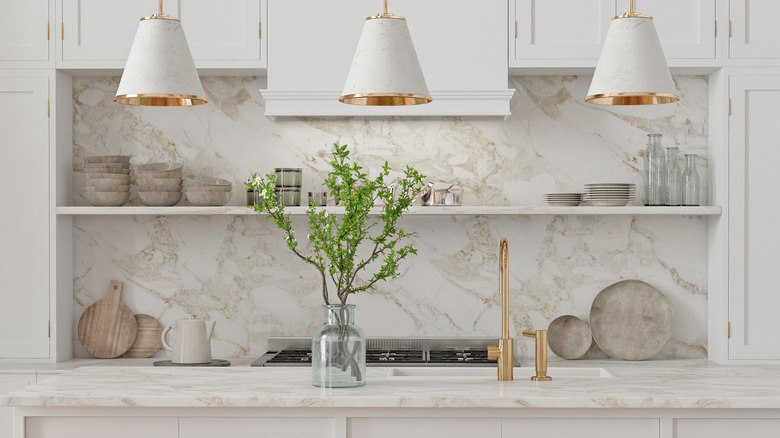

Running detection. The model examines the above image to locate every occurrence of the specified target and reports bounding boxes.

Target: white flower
[307,233,311,240]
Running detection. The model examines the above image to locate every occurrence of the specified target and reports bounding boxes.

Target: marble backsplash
[72,75,709,360]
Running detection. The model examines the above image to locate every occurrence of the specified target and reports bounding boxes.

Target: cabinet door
[617,0,715,59]
[180,417,335,438]
[0,1,49,61]
[349,418,501,438]
[0,77,50,360]
[27,417,178,438]
[728,75,780,359]
[61,0,178,61]
[180,0,261,61]
[0,374,36,438]
[503,419,659,438]
[512,0,615,61]
[730,0,780,58]
[677,419,780,437]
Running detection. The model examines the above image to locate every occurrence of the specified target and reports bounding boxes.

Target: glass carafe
[644,134,666,206]
[312,304,366,388]
[682,154,700,206]
[665,147,683,206]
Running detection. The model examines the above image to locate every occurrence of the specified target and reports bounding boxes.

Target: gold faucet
[522,330,551,381]
[487,238,513,381]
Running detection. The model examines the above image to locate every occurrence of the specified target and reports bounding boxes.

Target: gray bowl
[136,170,183,179]
[137,183,183,192]
[84,191,130,206]
[136,176,183,185]
[185,185,232,192]
[84,167,131,175]
[84,155,131,164]
[86,178,132,186]
[138,191,183,206]
[185,176,232,187]
[186,190,232,206]
[84,173,131,181]
[135,162,184,173]
[85,184,130,192]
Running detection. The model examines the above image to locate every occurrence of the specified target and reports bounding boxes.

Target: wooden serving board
[125,314,163,358]
[77,280,138,359]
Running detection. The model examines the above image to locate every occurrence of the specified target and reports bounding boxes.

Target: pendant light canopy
[585,0,679,105]
[339,0,432,106]
[114,0,206,106]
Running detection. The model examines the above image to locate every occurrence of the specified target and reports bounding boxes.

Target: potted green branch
[248,144,425,387]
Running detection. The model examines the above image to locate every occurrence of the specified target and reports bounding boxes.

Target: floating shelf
[56,206,723,216]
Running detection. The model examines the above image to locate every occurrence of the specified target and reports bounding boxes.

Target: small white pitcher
[161,318,216,364]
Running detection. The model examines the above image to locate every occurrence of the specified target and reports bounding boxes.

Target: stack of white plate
[543,193,582,206]
[583,183,636,206]
[83,155,132,206]
[185,176,233,206]
[135,162,184,206]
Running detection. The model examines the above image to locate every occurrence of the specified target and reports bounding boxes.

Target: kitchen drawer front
[676,418,780,437]
[502,418,659,438]
[349,418,501,438]
[26,417,178,438]
[180,417,335,438]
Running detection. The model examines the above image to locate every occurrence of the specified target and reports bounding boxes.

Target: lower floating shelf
[56,205,723,216]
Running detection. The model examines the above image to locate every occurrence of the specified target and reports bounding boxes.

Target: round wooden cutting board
[125,314,163,358]
[77,280,138,359]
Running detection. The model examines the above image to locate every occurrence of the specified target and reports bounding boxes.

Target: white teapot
[161,318,216,364]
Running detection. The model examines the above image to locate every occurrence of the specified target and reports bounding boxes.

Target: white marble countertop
[4,359,780,409]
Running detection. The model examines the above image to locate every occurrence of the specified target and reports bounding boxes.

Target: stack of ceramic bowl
[185,176,232,206]
[83,155,132,206]
[583,183,636,206]
[135,162,184,206]
[543,193,582,206]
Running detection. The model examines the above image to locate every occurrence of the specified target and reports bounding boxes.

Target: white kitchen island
[3,359,780,438]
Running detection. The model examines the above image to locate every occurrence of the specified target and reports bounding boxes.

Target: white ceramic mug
[161,318,216,364]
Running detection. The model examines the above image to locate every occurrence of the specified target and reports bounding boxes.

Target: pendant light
[585,0,679,105]
[339,0,432,106]
[114,0,207,106]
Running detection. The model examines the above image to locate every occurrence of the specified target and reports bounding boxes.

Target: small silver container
[308,191,328,206]
[274,187,301,206]
[274,168,302,187]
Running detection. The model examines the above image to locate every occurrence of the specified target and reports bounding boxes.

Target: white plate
[584,183,635,187]
[588,199,629,206]
[546,201,582,206]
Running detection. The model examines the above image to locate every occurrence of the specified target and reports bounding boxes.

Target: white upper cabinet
[0,1,49,61]
[59,0,264,67]
[0,76,51,360]
[617,0,716,59]
[511,0,615,63]
[728,74,780,360]
[263,0,513,117]
[729,0,780,59]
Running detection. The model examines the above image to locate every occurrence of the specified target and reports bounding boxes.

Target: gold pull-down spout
[487,238,513,381]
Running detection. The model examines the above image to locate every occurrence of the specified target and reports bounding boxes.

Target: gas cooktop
[251,337,520,367]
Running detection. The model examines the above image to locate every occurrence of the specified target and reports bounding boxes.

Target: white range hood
[262,0,513,118]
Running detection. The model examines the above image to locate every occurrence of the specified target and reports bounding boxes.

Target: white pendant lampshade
[339,0,432,106]
[585,1,679,105]
[114,1,206,106]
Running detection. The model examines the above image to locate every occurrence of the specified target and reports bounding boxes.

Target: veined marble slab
[3,360,779,409]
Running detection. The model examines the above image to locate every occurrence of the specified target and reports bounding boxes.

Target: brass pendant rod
[630,0,635,13]
[384,0,388,14]
[159,0,163,15]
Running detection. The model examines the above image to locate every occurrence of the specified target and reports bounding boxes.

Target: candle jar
[274,168,302,187]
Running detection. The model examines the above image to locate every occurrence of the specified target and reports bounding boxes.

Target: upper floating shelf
[56,206,722,216]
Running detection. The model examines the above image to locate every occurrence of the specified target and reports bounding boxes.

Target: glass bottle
[644,134,666,206]
[682,154,700,206]
[312,304,366,388]
[665,147,683,206]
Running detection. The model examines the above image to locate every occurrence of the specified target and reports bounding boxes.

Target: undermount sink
[386,367,615,379]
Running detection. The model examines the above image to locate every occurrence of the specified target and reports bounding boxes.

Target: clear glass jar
[682,154,700,206]
[665,147,683,206]
[312,304,366,388]
[644,134,666,206]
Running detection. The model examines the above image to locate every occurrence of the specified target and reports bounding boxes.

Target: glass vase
[312,304,366,388]
[682,154,700,206]
[644,133,666,206]
[665,147,683,206]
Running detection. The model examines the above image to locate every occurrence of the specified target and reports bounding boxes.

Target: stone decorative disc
[547,315,592,360]
[153,359,231,367]
[589,280,674,361]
